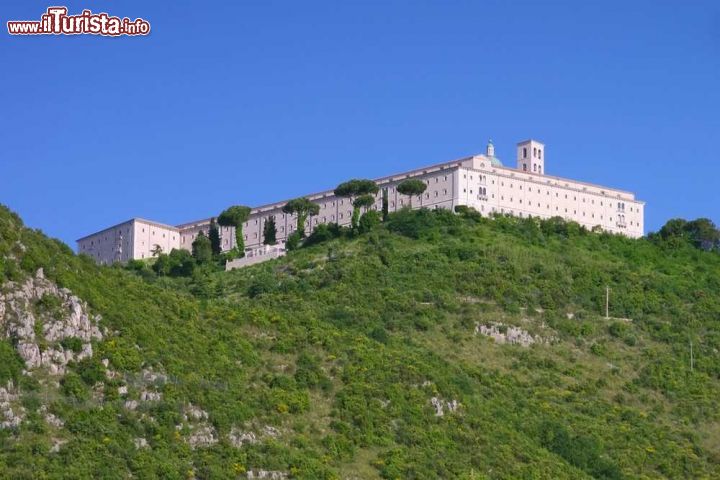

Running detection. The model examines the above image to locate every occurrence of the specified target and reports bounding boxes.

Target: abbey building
[77,139,645,265]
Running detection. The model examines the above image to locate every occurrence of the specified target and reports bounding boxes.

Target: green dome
[489,156,503,167]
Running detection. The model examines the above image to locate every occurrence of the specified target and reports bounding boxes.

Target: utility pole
[690,337,694,372]
[605,286,610,319]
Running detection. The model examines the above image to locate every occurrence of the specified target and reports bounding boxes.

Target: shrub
[304,224,341,247]
[0,340,24,385]
[61,372,90,402]
[539,420,622,479]
[358,210,381,234]
[608,321,628,338]
[60,337,83,353]
[286,231,302,251]
[153,249,196,277]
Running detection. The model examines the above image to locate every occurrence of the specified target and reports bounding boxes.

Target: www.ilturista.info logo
[7,7,150,36]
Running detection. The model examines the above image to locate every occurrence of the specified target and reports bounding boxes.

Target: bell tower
[517,139,545,175]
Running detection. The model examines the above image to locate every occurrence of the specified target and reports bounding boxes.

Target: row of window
[521,163,543,174]
[478,176,636,208]
[467,179,639,212]
[522,147,542,160]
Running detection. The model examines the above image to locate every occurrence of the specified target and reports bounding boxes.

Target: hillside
[1,204,719,479]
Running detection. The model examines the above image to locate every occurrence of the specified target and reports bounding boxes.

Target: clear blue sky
[2,0,719,247]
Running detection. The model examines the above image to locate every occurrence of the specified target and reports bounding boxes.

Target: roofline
[175,154,475,227]
[483,163,639,199]
[81,149,644,238]
[76,217,179,242]
[76,218,135,242]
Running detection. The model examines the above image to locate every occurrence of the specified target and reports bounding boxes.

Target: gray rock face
[246,471,288,479]
[40,405,64,428]
[228,424,281,448]
[0,386,25,429]
[140,390,162,402]
[229,429,257,448]
[0,270,103,376]
[474,322,537,347]
[184,403,209,422]
[176,404,217,449]
[50,438,67,453]
[430,396,460,417]
[188,424,217,448]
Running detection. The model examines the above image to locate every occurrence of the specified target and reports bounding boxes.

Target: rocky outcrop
[246,471,288,479]
[229,429,258,447]
[430,396,460,417]
[40,405,64,428]
[50,438,67,453]
[474,322,538,347]
[0,269,103,375]
[229,424,281,448]
[187,425,217,448]
[178,404,217,449]
[0,385,25,429]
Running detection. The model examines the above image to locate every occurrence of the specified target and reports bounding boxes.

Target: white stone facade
[77,139,645,264]
[77,218,180,265]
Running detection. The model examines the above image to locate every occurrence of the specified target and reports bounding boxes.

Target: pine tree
[191,231,213,264]
[218,205,251,257]
[208,218,221,256]
[263,216,277,245]
[282,198,319,238]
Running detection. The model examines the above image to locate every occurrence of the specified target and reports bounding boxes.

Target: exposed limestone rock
[176,404,217,449]
[229,429,257,448]
[118,385,128,396]
[141,369,168,385]
[0,270,103,376]
[40,405,64,428]
[50,438,67,453]
[187,424,217,448]
[430,396,460,417]
[246,470,288,479]
[124,400,139,411]
[474,322,538,347]
[184,403,209,422]
[0,386,25,429]
[134,437,149,449]
[228,424,282,448]
[140,390,162,402]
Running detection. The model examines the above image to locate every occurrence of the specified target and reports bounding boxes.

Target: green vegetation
[208,218,221,256]
[0,340,24,385]
[381,188,389,221]
[1,203,720,479]
[152,248,195,277]
[650,217,719,251]
[282,198,320,238]
[191,231,213,264]
[218,205,252,256]
[334,179,379,230]
[263,216,277,246]
[397,178,427,207]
